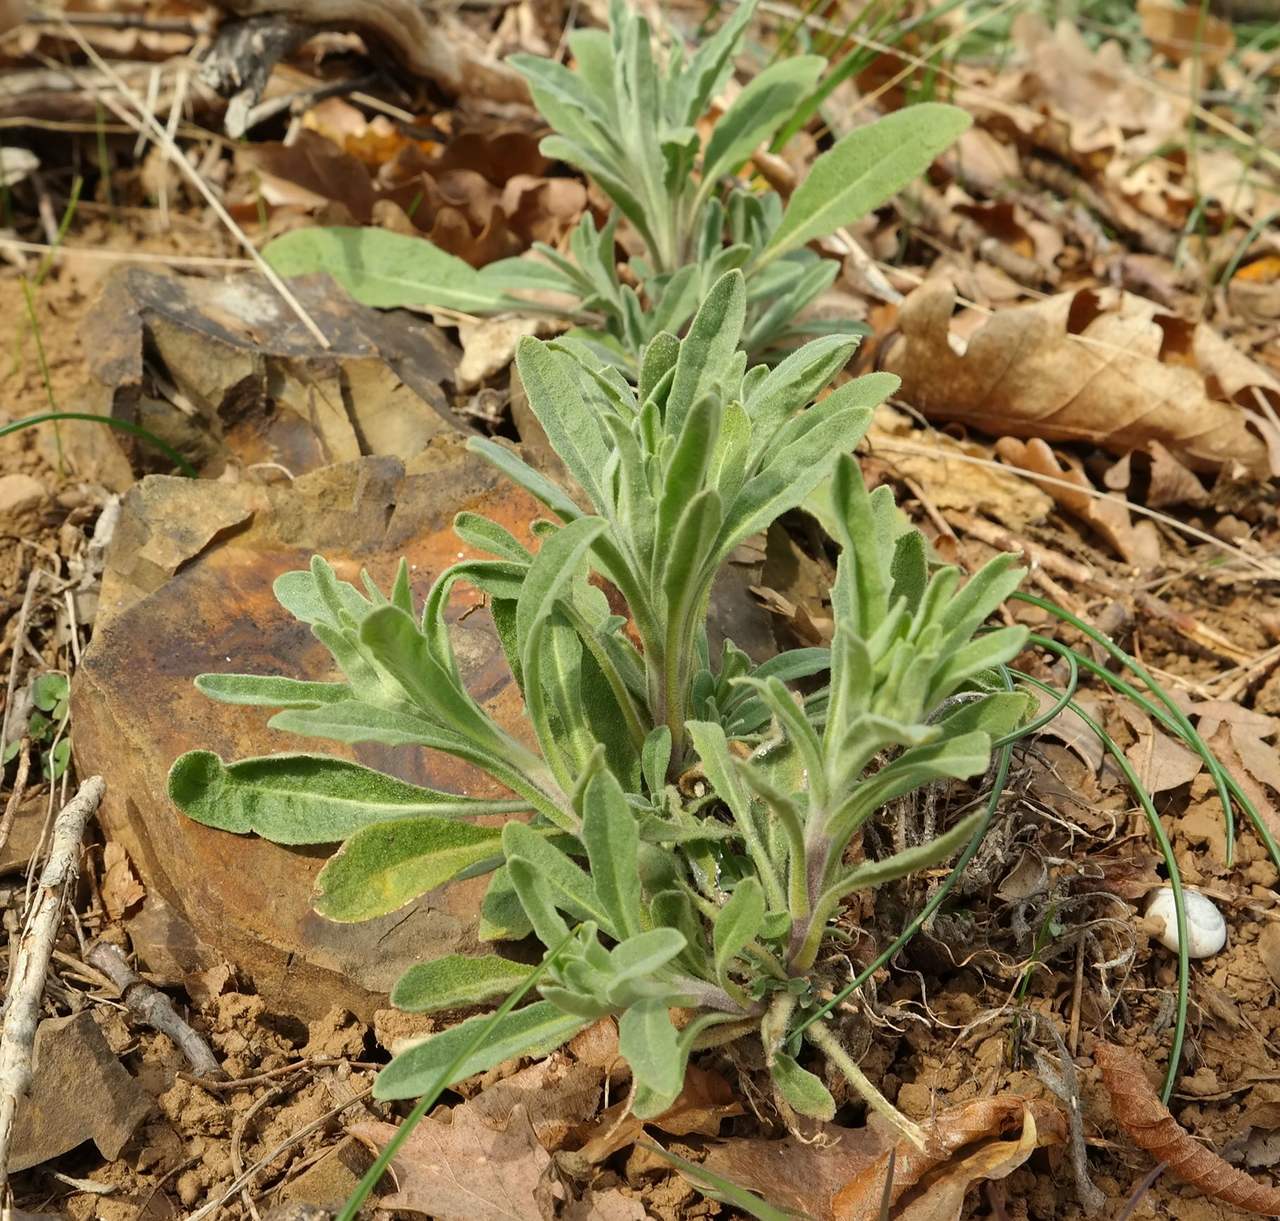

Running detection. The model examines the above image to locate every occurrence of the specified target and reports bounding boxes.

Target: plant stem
[807,1020,927,1151]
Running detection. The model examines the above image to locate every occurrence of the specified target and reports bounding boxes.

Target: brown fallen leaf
[101,841,146,920]
[882,282,1280,476]
[831,1100,1063,1221]
[1117,704,1203,795]
[995,436,1160,568]
[1096,1041,1280,1214]
[699,1097,1064,1220]
[575,1063,744,1163]
[352,1102,549,1221]
[1103,441,1207,509]
[1138,0,1235,68]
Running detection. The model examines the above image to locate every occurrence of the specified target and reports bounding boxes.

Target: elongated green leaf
[167,751,517,844]
[655,395,719,566]
[665,270,746,436]
[391,953,533,1014]
[770,1052,835,1120]
[265,228,509,312]
[934,690,1035,741]
[516,517,608,664]
[742,334,857,437]
[515,340,612,512]
[829,806,985,900]
[620,998,683,1105]
[702,56,824,186]
[453,513,531,564]
[467,437,583,524]
[607,928,687,988]
[507,855,572,947]
[641,726,672,794]
[374,1000,587,1100]
[270,700,453,748]
[478,864,534,941]
[720,408,873,561]
[194,674,349,708]
[763,104,972,260]
[314,815,503,921]
[582,771,644,938]
[713,876,765,989]
[501,822,614,933]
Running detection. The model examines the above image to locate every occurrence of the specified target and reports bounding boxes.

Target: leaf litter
[1,0,1279,1218]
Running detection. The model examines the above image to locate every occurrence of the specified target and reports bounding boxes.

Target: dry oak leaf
[700,1097,1064,1221]
[995,436,1160,569]
[831,1099,1064,1221]
[352,1101,549,1221]
[882,282,1279,477]
[1096,1041,1280,1214]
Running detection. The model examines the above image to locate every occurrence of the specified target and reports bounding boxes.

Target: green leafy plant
[3,672,71,781]
[169,270,1032,1145]
[262,0,970,365]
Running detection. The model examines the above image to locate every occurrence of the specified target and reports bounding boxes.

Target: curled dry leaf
[995,437,1160,569]
[247,122,584,267]
[882,282,1280,477]
[699,1096,1064,1220]
[575,1064,744,1164]
[1096,1041,1280,1214]
[832,1100,1065,1221]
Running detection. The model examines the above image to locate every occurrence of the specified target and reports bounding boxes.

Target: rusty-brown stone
[73,441,542,1021]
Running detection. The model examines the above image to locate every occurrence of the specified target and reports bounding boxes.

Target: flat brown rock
[73,442,541,1020]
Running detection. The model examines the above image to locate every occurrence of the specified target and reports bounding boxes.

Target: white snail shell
[1145,887,1226,959]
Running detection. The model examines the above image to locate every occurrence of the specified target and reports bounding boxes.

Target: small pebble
[1145,887,1227,958]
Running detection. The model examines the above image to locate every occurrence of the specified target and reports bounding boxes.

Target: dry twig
[0,775,105,1192]
[85,941,222,1079]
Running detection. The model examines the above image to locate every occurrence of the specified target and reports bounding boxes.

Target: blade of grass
[1015,657,1189,1103]
[641,1139,808,1220]
[1017,592,1280,876]
[0,411,197,477]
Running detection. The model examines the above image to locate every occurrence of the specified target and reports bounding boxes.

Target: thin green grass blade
[0,411,197,477]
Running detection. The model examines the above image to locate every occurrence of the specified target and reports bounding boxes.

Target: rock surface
[73,442,541,1020]
[67,266,460,489]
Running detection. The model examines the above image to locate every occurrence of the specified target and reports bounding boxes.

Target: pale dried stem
[0,743,32,859]
[1,570,42,758]
[807,1020,927,1151]
[84,942,222,1079]
[0,775,105,1191]
[51,20,330,349]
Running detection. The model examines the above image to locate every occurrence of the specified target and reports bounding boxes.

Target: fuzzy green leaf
[702,56,824,185]
[582,770,645,938]
[501,822,614,934]
[167,750,516,844]
[620,998,683,1108]
[770,1052,836,1120]
[374,1001,587,1100]
[193,673,350,708]
[391,954,534,1014]
[314,816,502,921]
[713,876,766,989]
[763,104,972,260]
[665,271,746,436]
[265,228,509,312]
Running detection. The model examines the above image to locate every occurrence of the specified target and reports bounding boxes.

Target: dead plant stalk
[0,776,105,1192]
